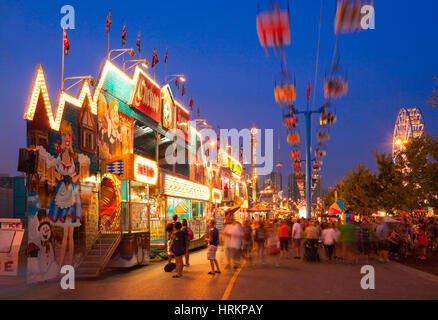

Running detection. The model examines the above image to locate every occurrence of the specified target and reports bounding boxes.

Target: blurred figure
[417,227,428,260]
[321,222,336,261]
[292,218,302,259]
[358,219,371,263]
[339,221,356,264]
[388,225,401,260]
[206,220,221,275]
[278,219,290,259]
[304,220,320,262]
[376,217,390,263]
[242,220,254,265]
[223,219,243,269]
[267,224,280,267]
[255,221,268,265]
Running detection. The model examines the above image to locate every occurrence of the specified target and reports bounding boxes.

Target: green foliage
[427,76,438,122]
[323,134,438,215]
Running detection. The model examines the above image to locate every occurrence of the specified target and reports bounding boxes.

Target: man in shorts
[278,219,290,259]
[206,220,221,275]
[292,218,302,259]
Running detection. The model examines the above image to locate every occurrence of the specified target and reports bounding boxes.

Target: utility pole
[251,127,258,204]
[295,108,323,220]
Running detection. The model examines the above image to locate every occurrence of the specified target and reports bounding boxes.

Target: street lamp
[165,74,186,84]
[123,59,149,72]
[62,75,95,92]
[108,48,136,61]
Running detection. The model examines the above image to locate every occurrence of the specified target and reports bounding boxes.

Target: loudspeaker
[17,148,39,174]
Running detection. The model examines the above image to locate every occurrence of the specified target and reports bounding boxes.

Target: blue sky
[0,0,437,189]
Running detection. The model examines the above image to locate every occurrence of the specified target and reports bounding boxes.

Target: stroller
[304,239,320,262]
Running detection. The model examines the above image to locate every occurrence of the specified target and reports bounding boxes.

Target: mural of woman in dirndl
[48,120,82,266]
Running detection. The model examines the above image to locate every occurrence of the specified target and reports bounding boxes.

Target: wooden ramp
[76,233,121,278]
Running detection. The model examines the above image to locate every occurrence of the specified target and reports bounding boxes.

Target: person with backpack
[181,219,193,266]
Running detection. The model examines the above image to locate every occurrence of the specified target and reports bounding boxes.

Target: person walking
[376,217,390,263]
[340,221,356,264]
[321,222,336,261]
[304,220,320,261]
[267,224,280,267]
[292,218,302,259]
[224,218,243,269]
[170,222,187,278]
[278,219,290,259]
[254,221,267,265]
[358,219,371,263]
[242,220,254,265]
[417,227,428,260]
[206,220,221,274]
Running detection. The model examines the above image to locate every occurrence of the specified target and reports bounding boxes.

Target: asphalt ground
[1,245,438,300]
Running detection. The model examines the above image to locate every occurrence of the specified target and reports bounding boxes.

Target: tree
[373,150,406,215]
[427,76,438,122]
[400,135,438,212]
[340,163,378,216]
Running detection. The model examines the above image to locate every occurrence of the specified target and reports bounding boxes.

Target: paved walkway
[1,247,438,300]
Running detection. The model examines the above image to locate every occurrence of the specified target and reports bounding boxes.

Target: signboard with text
[176,103,190,142]
[161,86,175,131]
[131,73,161,123]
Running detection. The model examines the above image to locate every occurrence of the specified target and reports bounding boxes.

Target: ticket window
[129,183,150,232]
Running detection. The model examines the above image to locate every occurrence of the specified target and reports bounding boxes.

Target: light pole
[123,59,149,72]
[295,107,324,220]
[251,127,258,204]
[62,75,95,92]
[165,74,186,85]
[108,48,136,61]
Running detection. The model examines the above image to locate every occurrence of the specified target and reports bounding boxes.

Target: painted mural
[26,97,99,283]
[97,93,133,161]
[100,173,122,232]
[166,197,191,221]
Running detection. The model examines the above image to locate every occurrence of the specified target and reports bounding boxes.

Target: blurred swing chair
[287,131,300,146]
[319,103,337,126]
[256,0,291,57]
[318,130,330,143]
[334,0,371,34]
[314,146,326,158]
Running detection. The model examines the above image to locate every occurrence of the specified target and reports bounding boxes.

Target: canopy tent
[248,202,272,212]
[328,201,343,214]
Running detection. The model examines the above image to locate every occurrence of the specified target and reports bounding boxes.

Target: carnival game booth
[247,202,272,221]
[97,153,159,269]
[162,174,213,250]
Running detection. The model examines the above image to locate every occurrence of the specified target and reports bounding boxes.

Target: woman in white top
[321,223,337,261]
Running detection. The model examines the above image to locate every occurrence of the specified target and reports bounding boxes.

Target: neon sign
[164,175,210,201]
[133,156,158,185]
[132,73,161,123]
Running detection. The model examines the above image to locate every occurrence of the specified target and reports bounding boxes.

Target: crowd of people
[165,213,438,278]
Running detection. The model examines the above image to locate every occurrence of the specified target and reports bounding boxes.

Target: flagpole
[108,31,110,57]
[165,62,167,83]
[164,47,168,82]
[62,29,65,91]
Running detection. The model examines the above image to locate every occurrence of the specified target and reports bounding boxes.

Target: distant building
[287,173,299,203]
[0,174,14,218]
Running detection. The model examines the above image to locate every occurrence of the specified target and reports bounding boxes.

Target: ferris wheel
[392,107,425,157]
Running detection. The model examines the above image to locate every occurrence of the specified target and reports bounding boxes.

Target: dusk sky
[0,0,437,190]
